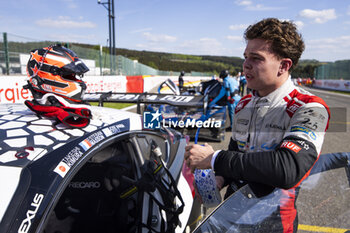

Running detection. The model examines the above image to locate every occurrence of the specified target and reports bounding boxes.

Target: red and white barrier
[312,79,350,92]
[3,75,348,104]
[0,76,32,103]
[84,76,127,93]
[0,75,212,103]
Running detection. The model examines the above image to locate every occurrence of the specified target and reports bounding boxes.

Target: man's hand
[215,175,225,190]
[184,143,214,172]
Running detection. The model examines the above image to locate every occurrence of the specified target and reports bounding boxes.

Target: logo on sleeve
[237,140,246,150]
[280,141,302,153]
[290,126,317,140]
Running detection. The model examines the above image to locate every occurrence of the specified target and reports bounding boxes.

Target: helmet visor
[61,59,89,76]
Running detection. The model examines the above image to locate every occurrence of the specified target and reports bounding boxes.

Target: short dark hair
[244,18,305,71]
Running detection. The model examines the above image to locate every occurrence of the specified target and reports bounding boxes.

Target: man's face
[243,38,285,96]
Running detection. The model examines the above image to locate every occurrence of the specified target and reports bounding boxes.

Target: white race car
[0,103,201,233]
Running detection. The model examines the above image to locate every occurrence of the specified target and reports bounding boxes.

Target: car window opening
[43,133,182,233]
[44,140,140,233]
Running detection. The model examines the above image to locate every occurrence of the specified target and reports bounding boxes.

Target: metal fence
[314,61,350,80]
[0,32,210,77]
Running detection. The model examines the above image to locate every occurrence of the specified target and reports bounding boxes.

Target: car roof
[0,103,141,168]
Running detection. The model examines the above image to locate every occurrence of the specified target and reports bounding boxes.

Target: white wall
[0,75,213,104]
[0,75,127,104]
[313,79,350,92]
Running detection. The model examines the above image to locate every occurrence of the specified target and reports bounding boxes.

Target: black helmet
[219,70,229,79]
[26,44,89,103]
[180,71,185,76]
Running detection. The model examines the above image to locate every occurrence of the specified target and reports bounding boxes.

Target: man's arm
[214,103,329,189]
[224,79,231,98]
[214,136,317,189]
[208,86,226,107]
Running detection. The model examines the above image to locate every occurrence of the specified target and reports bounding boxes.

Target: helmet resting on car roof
[26,44,89,103]
[24,45,92,128]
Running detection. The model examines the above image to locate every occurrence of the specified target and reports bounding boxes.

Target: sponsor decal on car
[69,181,101,189]
[53,120,131,178]
[159,95,195,102]
[96,93,195,103]
[53,161,71,178]
[80,131,105,151]
[18,193,44,233]
[53,147,84,177]
[62,147,84,167]
[79,139,92,151]
[102,123,126,137]
[52,145,96,178]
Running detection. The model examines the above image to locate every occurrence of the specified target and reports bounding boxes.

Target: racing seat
[49,143,138,233]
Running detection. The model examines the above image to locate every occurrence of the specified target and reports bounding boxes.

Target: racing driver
[184,18,330,233]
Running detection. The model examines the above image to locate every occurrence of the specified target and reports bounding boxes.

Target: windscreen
[194,152,350,232]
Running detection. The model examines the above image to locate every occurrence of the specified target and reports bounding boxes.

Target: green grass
[89,102,135,109]
[331,90,350,95]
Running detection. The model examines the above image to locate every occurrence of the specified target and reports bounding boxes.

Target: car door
[39,130,192,233]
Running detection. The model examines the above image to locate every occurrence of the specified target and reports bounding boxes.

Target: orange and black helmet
[26,44,89,103]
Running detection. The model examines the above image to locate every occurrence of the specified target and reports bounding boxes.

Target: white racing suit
[212,77,330,233]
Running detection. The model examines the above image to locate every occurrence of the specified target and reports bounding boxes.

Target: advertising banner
[313,80,350,92]
[0,75,213,104]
